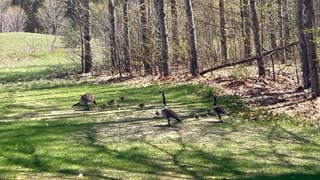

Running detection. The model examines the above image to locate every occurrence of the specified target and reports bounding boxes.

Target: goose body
[107,99,116,106]
[155,109,160,116]
[138,103,145,110]
[160,91,180,126]
[73,93,97,110]
[119,96,125,102]
[212,95,230,123]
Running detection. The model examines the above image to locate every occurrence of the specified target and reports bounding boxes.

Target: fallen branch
[200,41,298,76]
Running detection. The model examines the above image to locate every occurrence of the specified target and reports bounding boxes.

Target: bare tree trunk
[240,0,244,44]
[82,0,92,73]
[242,0,252,58]
[296,0,310,88]
[185,0,199,76]
[303,0,319,95]
[139,0,152,75]
[108,0,117,75]
[153,0,162,76]
[277,0,285,63]
[170,0,179,62]
[260,0,265,49]
[123,0,131,74]
[80,25,85,73]
[283,0,290,58]
[157,0,169,76]
[219,0,227,61]
[250,0,265,77]
[267,2,277,52]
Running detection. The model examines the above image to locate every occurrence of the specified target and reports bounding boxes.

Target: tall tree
[185,0,199,76]
[81,0,92,73]
[241,0,251,57]
[267,2,277,51]
[139,0,152,75]
[283,0,290,57]
[122,0,131,74]
[11,0,44,32]
[170,0,179,62]
[37,0,66,35]
[277,0,285,63]
[64,0,85,72]
[219,0,227,61]
[157,0,169,76]
[250,0,265,77]
[296,0,310,88]
[108,0,117,74]
[303,0,319,95]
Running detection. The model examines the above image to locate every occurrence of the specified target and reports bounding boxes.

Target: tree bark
[242,0,252,58]
[250,0,265,77]
[157,0,169,76]
[170,0,179,62]
[123,0,131,74]
[108,0,117,74]
[283,0,290,58]
[139,0,152,75]
[82,0,92,73]
[219,0,227,61]
[267,2,277,51]
[296,0,310,88]
[185,0,199,76]
[277,0,285,63]
[303,0,319,95]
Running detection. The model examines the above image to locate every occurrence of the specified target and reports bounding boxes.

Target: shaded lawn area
[0,81,319,179]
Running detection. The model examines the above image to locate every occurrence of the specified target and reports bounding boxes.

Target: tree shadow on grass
[0,83,320,179]
[1,113,320,179]
[237,174,320,180]
[0,68,50,83]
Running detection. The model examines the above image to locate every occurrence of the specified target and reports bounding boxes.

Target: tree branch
[200,41,298,76]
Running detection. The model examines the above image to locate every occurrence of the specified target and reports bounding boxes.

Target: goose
[119,96,126,102]
[138,103,145,110]
[107,99,116,106]
[159,91,180,126]
[211,95,230,123]
[155,109,160,116]
[72,93,97,110]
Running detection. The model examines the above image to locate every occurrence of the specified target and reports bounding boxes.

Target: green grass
[0,81,319,179]
[0,32,319,179]
[0,32,71,83]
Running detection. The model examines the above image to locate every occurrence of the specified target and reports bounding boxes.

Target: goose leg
[218,115,223,123]
[72,102,79,107]
[85,102,90,111]
[167,119,171,127]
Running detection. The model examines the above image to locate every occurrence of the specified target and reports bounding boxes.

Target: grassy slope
[0,33,319,179]
[0,32,68,83]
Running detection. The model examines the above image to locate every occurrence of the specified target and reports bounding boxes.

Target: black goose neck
[162,92,167,106]
[213,96,217,106]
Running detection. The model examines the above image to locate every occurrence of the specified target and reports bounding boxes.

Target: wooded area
[0,0,319,92]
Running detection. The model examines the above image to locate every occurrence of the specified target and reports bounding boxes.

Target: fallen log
[200,41,298,76]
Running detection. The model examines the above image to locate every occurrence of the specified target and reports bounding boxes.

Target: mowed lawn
[0,33,320,179]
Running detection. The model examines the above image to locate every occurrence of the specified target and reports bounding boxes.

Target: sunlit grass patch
[0,32,70,83]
